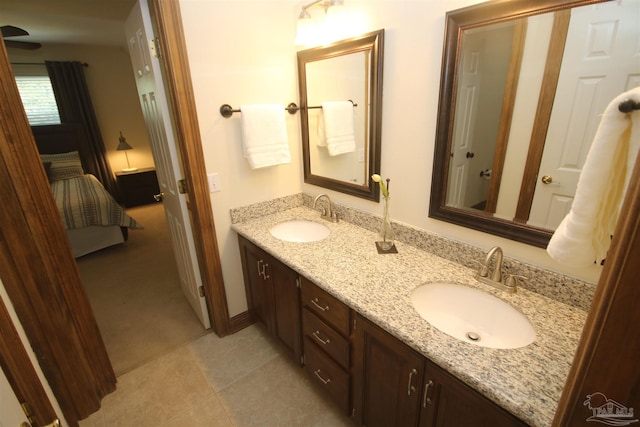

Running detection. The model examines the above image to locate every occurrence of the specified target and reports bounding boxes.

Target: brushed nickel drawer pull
[311,297,329,312]
[312,330,330,345]
[407,368,418,395]
[423,380,434,407]
[314,369,331,385]
[256,259,263,277]
[256,260,269,280]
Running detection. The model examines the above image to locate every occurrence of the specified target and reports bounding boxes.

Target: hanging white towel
[240,104,291,169]
[318,101,356,156]
[547,86,640,267]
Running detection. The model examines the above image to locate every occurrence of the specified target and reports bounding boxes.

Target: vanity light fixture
[295,0,347,46]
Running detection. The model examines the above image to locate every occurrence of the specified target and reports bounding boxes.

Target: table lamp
[117,131,137,172]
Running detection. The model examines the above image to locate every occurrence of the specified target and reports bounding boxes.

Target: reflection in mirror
[298,29,384,201]
[430,0,639,247]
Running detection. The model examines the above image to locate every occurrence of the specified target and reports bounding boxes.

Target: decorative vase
[376,195,396,252]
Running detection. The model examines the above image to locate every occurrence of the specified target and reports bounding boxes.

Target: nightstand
[115,167,161,208]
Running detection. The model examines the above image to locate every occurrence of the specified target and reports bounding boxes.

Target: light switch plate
[208,172,221,193]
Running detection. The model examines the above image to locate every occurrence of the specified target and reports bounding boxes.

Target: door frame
[147,0,230,336]
[0,35,116,425]
[0,291,59,427]
[553,148,640,424]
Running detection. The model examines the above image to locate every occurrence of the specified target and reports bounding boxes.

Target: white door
[447,33,483,208]
[528,0,640,229]
[125,0,210,329]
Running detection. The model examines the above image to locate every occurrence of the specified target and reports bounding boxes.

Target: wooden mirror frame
[429,0,607,248]
[297,29,384,202]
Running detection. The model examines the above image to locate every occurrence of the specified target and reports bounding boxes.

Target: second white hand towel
[321,101,356,156]
[240,104,291,169]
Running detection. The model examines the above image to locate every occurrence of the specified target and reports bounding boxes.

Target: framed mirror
[297,29,384,201]
[430,0,638,247]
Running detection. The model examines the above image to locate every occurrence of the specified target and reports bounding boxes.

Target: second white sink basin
[411,282,535,349]
[269,220,330,243]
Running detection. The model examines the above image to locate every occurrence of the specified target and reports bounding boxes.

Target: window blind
[12,64,61,126]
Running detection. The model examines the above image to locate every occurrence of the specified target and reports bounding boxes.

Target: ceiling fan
[1,25,42,50]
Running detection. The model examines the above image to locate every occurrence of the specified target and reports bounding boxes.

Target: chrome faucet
[483,246,503,283]
[313,194,337,222]
[474,246,521,293]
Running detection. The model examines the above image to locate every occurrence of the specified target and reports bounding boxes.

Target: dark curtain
[45,60,120,200]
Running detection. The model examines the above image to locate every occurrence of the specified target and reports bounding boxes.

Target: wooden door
[0,41,115,426]
[0,290,60,427]
[352,313,424,427]
[527,0,640,228]
[125,0,210,328]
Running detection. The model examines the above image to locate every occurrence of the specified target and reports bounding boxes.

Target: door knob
[466,151,475,158]
[541,175,559,185]
[153,192,165,201]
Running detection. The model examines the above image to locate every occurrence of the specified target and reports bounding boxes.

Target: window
[13,64,61,126]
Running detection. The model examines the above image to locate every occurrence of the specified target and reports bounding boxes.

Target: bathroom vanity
[233,201,588,427]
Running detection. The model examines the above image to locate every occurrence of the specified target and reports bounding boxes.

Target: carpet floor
[76,202,209,376]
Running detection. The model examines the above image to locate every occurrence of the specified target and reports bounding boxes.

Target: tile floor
[79,325,353,427]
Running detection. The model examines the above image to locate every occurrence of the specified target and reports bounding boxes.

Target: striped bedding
[51,174,142,231]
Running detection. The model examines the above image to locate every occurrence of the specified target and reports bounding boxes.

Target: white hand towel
[320,101,356,156]
[240,104,291,169]
[547,86,640,266]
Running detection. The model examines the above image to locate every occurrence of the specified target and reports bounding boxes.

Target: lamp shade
[117,131,132,151]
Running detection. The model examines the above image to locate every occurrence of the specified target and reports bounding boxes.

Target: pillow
[40,151,85,181]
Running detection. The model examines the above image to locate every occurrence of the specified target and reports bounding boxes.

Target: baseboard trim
[228,311,252,334]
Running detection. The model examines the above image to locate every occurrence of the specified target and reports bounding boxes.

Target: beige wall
[179,0,601,318]
[8,44,154,173]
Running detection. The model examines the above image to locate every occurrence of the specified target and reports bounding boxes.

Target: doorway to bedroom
[75,202,209,376]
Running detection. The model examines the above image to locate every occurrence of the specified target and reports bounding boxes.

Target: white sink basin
[269,220,330,243]
[411,283,535,349]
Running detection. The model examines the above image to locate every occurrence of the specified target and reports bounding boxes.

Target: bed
[32,124,142,258]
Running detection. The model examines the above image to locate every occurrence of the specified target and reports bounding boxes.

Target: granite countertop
[231,206,588,427]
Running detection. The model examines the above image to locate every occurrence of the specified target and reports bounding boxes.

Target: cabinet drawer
[304,337,350,414]
[300,277,350,336]
[303,308,349,369]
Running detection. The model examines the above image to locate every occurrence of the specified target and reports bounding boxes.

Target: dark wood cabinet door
[419,359,528,427]
[353,313,424,427]
[238,235,302,364]
[238,236,273,331]
[270,259,302,363]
